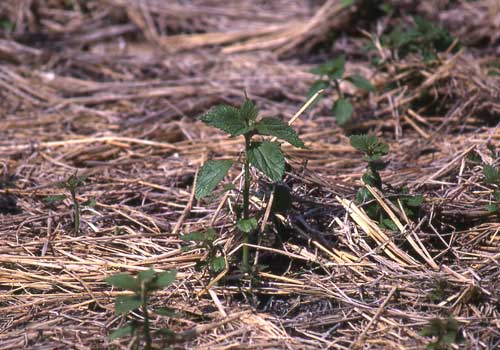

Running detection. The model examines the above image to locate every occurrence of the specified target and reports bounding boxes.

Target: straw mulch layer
[0,1,499,349]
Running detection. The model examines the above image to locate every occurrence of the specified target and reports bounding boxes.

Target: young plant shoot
[350,134,423,230]
[105,269,177,350]
[195,99,305,271]
[309,55,375,125]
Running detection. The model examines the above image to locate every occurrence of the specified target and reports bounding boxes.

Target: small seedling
[181,228,225,275]
[105,269,177,350]
[420,316,463,350]
[44,172,95,235]
[308,55,375,125]
[482,163,500,213]
[350,134,423,230]
[195,98,305,271]
[380,16,456,62]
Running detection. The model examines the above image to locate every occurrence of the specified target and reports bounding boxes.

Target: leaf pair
[180,228,225,274]
[350,134,389,161]
[309,55,375,125]
[106,269,177,314]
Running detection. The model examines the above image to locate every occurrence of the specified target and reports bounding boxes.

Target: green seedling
[105,269,177,350]
[428,278,449,303]
[195,98,305,271]
[181,228,225,275]
[44,172,95,235]
[380,16,456,62]
[482,163,500,213]
[350,134,423,230]
[308,55,375,125]
[420,316,463,350]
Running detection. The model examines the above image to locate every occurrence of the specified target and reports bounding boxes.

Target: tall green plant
[105,269,177,350]
[195,99,305,271]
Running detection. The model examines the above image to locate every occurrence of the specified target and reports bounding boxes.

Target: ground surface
[0,1,499,349]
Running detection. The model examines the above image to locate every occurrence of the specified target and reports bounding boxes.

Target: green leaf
[346,75,375,92]
[105,273,139,292]
[494,191,500,202]
[404,195,424,207]
[349,134,389,158]
[180,228,217,243]
[332,97,353,125]
[254,118,305,148]
[200,105,251,137]
[381,218,398,231]
[195,160,233,199]
[311,56,345,80]
[340,0,355,5]
[239,99,259,121]
[115,295,142,314]
[308,80,329,99]
[483,165,500,184]
[355,187,373,204]
[486,203,499,213]
[137,269,156,284]
[362,170,382,188]
[152,270,177,289]
[43,195,67,203]
[248,141,285,181]
[237,218,258,233]
[109,324,135,340]
[210,256,226,273]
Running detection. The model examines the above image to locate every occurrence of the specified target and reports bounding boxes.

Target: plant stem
[71,191,80,235]
[242,134,251,272]
[141,290,152,350]
[333,79,343,98]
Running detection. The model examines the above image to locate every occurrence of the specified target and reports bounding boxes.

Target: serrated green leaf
[248,141,285,181]
[200,105,251,137]
[115,295,142,314]
[43,195,67,203]
[237,218,258,233]
[239,99,259,121]
[210,256,226,273]
[332,97,353,125]
[195,160,233,200]
[483,165,500,184]
[255,118,305,148]
[109,324,135,340]
[349,134,389,158]
[346,75,375,92]
[152,270,177,289]
[311,56,345,80]
[105,273,139,292]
